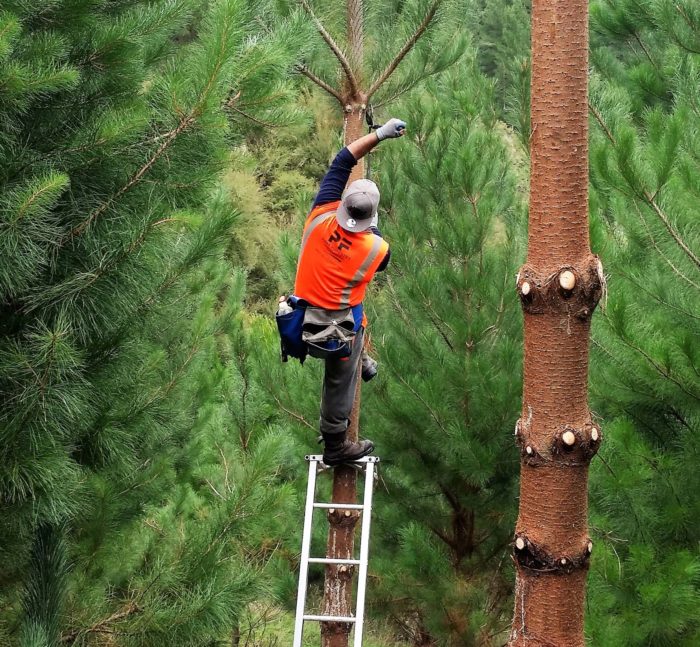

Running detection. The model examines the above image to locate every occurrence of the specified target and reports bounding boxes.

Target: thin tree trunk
[297,2,440,643]
[321,100,366,647]
[508,1,604,645]
[346,0,363,83]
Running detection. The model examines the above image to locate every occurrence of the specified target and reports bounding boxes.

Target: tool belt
[302,306,357,360]
[276,296,363,363]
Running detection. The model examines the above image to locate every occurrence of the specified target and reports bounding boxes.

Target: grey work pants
[319,328,364,438]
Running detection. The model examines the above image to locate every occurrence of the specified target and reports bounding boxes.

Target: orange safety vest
[294,201,389,316]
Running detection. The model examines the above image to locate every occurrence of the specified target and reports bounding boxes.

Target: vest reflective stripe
[339,234,385,307]
[294,201,388,311]
[296,204,337,271]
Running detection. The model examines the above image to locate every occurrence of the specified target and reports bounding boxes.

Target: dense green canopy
[1,0,697,645]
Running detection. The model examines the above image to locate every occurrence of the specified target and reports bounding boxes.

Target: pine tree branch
[271,394,315,431]
[216,442,232,493]
[617,269,700,320]
[65,13,236,242]
[429,524,457,551]
[61,602,141,644]
[227,105,279,128]
[590,450,652,543]
[68,117,194,240]
[199,485,255,561]
[670,5,700,53]
[604,316,700,401]
[590,102,700,271]
[237,90,291,108]
[137,342,200,413]
[372,71,435,108]
[675,2,696,31]
[298,0,359,97]
[16,177,65,221]
[373,27,464,108]
[366,0,441,99]
[590,338,664,413]
[347,0,363,72]
[425,309,455,351]
[632,31,658,70]
[26,215,181,315]
[641,191,700,271]
[295,64,343,103]
[631,199,700,291]
[588,101,616,144]
[400,271,456,350]
[394,372,447,433]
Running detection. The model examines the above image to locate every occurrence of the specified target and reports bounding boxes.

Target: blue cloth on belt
[276,297,364,363]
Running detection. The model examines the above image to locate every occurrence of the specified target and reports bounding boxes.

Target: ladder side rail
[353,461,376,647]
[292,458,319,647]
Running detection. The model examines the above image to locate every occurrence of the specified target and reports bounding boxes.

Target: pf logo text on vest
[329,231,353,252]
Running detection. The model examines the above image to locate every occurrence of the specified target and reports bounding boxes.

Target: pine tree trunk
[508,1,604,645]
[346,0,363,81]
[321,100,366,647]
[304,1,439,642]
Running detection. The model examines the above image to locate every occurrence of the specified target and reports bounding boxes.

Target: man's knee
[319,414,348,436]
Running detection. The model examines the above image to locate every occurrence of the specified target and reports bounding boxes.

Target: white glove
[376,118,406,141]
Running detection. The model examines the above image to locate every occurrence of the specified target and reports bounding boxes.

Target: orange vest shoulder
[294,205,388,310]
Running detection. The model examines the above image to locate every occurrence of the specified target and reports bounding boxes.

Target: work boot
[361,351,378,382]
[322,434,375,466]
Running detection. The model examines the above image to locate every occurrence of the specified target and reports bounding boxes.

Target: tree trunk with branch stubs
[508,1,604,645]
[320,103,366,647]
[296,2,444,645]
[320,7,367,645]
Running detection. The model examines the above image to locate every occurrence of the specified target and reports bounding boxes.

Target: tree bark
[346,0,363,84]
[298,2,439,643]
[321,98,366,647]
[508,1,604,645]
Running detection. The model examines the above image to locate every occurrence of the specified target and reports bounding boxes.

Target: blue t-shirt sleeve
[369,226,391,272]
[312,147,358,208]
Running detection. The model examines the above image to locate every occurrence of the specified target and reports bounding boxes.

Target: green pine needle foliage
[19,524,68,647]
[1,0,307,643]
[586,1,700,643]
[365,65,524,644]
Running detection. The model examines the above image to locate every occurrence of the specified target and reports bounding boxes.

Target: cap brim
[335,202,375,232]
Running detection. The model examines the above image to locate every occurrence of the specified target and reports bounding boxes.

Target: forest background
[0,0,698,645]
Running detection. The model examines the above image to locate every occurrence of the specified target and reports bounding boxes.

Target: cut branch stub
[515,417,602,466]
[559,270,576,291]
[334,563,355,580]
[514,417,547,466]
[513,534,593,575]
[327,508,361,528]
[552,422,602,464]
[516,255,603,320]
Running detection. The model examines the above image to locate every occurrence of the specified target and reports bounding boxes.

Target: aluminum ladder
[293,454,380,647]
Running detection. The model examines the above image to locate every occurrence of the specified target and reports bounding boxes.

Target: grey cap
[336,179,380,232]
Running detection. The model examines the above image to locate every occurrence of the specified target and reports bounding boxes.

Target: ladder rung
[313,503,364,510]
[307,558,361,565]
[305,454,380,464]
[303,614,356,623]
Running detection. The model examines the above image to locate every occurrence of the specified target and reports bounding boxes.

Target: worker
[293,118,406,465]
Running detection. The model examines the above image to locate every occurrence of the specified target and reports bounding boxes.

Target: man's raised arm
[312,119,406,208]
